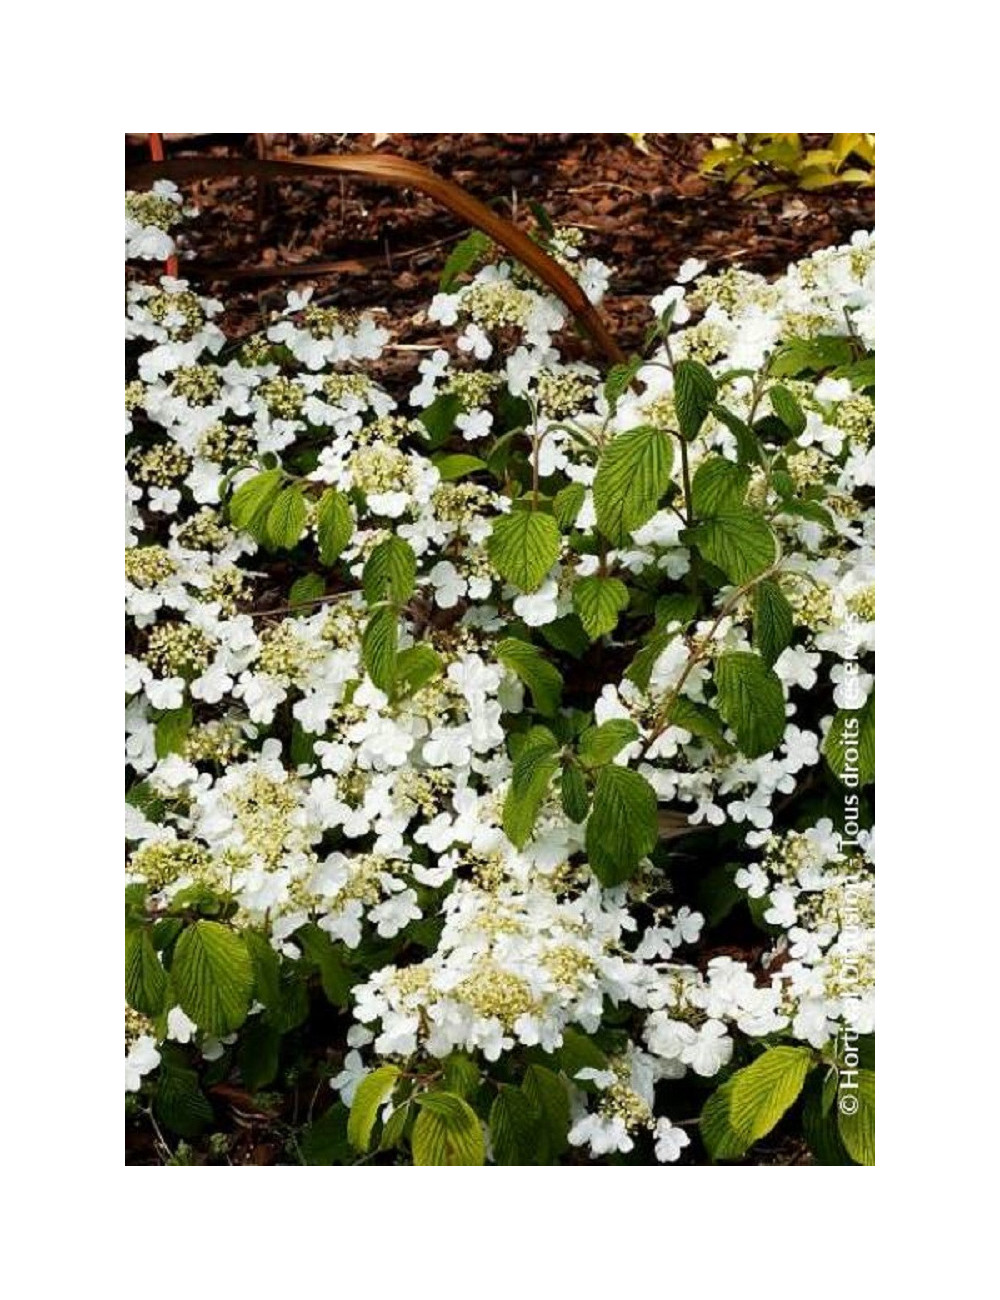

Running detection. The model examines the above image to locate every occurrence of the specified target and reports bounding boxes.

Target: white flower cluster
[126,189,873,1163]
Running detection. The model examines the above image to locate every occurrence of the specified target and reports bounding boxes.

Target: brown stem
[126,153,626,366]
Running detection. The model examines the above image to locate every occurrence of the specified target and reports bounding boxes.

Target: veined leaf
[412,1091,485,1165]
[362,536,416,606]
[316,487,353,565]
[572,575,629,639]
[752,579,794,667]
[585,764,658,885]
[673,359,718,440]
[171,921,253,1036]
[593,426,673,545]
[496,638,562,716]
[487,510,560,592]
[714,652,786,758]
[347,1065,401,1152]
[683,509,777,584]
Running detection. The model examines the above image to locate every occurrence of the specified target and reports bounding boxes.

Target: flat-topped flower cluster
[126,182,874,1165]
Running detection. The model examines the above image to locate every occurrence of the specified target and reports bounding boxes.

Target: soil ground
[126,133,875,357]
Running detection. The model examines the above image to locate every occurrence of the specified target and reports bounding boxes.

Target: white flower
[429,560,467,609]
[653,1117,691,1162]
[146,676,185,710]
[125,1035,160,1092]
[513,578,559,627]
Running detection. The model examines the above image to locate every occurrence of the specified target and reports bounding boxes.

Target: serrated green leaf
[439,230,491,292]
[752,579,794,667]
[560,764,590,822]
[288,572,325,610]
[710,403,764,467]
[553,482,586,530]
[673,359,718,440]
[522,1065,570,1161]
[769,384,807,436]
[572,575,629,639]
[684,508,776,584]
[714,652,786,758]
[418,392,463,448]
[503,728,560,849]
[578,718,639,767]
[362,536,416,607]
[603,356,642,412]
[496,638,562,716]
[585,764,658,885]
[823,694,875,787]
[155,703,192,759]
[666,697,734,754]
[593,426,673,545]
[347,1065,400,1152]
[362,606,399,693]
[702,1047,813,1160]
[296,923,353,1006]
[837,1069,875,1166]
[490,1086,540,1165]
[171,921,253,1036]
[154,1061,214,1138]
[316,487,353,565]
[229,468,283,538]
[412,1091,485,1166]
[433,453,487,481]
[691,457,750,516]
[126,927,168,1016]
[396,644,444,698]
[244,929,281,1011]
[487,510,560,592]
[264,485,307,550]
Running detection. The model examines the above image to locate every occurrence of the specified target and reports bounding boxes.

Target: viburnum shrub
[125,179,874,1166]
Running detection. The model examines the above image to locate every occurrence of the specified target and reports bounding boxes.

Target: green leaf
[702,1047,813,1160]
[432,453,487,481]
[556,1027,609,1081]
[300,1105,352,1165]
[244,929,281,1011]
[770,335,854,379]
[578,718,639,767]
[125,927,168,1017]
[823,694,875,787]
[666,697,734,754]
[171,921,254,1036]
[710,403,764,467]
[683,508,776,584]
[714,652,786,758]
[441,1053,481,1100]
[396,644,444,698]
[155,703,192,759]
[264,485,307,550]
[603,356,643,412]
[490,1086,540,1165]
[418,392,463,448]
[691,457,750,516]
[362,607,399,693]
[560,764,590,822]
[572,575,629,640]
[585,765,658,885]
[593,426,673,544]
[296,923,353,1006]
[347,1065,400,1152]
[553,482,586,530]
[154,1061,214,1138]
[538,613,590,659]
[288,573,325,610]
[837,1069,875,1166]
[487,510,560,592]
[802,1073,854,1165]
[769,384,807,437]
[316,487,353,565]
[673,359,718,440]
[752,579,794,667]
[503,728,560,849]
[362,536,416,606]
[439,229,491,292]
[229,468,283,537]
[412,1091,485,1166]
[496,638,562,716]
[521,1065,570,1161]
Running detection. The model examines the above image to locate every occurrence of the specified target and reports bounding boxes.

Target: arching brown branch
[125,152,626,365]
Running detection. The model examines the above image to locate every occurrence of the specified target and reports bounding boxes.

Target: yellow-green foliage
[700,133,874,196]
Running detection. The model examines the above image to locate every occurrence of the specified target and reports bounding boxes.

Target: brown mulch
[126,133,875,358]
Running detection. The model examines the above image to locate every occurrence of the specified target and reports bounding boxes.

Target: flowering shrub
[125,180,874,1165]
